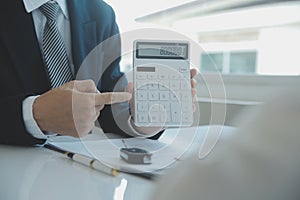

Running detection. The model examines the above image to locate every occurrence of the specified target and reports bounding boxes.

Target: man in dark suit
[0,0,197,145]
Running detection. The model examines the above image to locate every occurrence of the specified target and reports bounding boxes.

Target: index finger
[95,92,132,106]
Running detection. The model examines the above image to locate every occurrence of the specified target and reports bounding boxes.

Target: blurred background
[106,0,300,76]
[105,0,300,125]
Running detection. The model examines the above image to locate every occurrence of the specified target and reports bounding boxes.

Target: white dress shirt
[22,0,73,139]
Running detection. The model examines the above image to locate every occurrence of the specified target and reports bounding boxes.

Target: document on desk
[47,126,201,173]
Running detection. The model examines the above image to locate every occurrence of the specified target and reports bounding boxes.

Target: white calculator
[133,40,193,127]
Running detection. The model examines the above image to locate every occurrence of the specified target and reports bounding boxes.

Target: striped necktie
[40,2,73,88]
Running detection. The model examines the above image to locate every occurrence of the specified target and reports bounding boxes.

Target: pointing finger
[95,92,132,106]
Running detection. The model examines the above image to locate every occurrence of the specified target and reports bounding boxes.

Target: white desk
[0,125,236,200]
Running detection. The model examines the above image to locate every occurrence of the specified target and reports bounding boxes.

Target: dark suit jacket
[0,0,130,145]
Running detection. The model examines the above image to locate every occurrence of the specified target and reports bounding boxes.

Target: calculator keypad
[134,71,193,127]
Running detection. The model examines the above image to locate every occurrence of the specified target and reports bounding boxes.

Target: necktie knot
[40,1,60,21]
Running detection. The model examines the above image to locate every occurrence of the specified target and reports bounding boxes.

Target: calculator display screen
[136,42,188,60]
[137,66,155,72]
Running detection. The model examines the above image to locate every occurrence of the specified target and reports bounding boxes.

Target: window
[106,0,300,101]
[201,51,257,74]
[230,52,256,74]
[201,53,223,73]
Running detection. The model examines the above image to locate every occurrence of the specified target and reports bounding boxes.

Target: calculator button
[170,92,180,101]
[170,81,180,91]
[137,102,148,112]
[159,91,169,101]
[148,74,157,80]
[149,102,160,112]
[181,79,190,90]
[160,102,170,112]
[149,91,159,100]
[137,73,147,79]
[171,102,181,111]
[138,113,148,123]
[181,103,192,112]
[136,90,148,101]
[149,112,160,123]
[181,91,192,101]
[159,74,168,79]
[171,112,181,123]
[169,74,179,79]
[136,81,147,90]
[180,67,188,73]
[171,102,181,123]
[148,83,158,90]
[159,81,169,90]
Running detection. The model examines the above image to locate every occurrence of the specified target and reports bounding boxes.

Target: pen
[44,143,158,180]
[44,143,119,176]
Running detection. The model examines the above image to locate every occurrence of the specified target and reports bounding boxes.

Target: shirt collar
[23,0,69,19]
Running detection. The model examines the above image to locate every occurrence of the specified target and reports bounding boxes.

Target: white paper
[48,126,235,173]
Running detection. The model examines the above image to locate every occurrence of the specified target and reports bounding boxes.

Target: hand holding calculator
[133,40,194,127]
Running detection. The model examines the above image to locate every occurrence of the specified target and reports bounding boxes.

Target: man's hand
[126,68,198,136]
[33,80,131,138]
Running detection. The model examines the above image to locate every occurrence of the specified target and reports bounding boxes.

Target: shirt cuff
[22,96,51,139]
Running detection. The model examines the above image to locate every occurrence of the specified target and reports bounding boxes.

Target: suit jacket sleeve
[68,0,138,137]
[95,3,134,137]
[0,38,46,145]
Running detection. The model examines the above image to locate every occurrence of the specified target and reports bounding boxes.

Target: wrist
[32,95,47,132]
